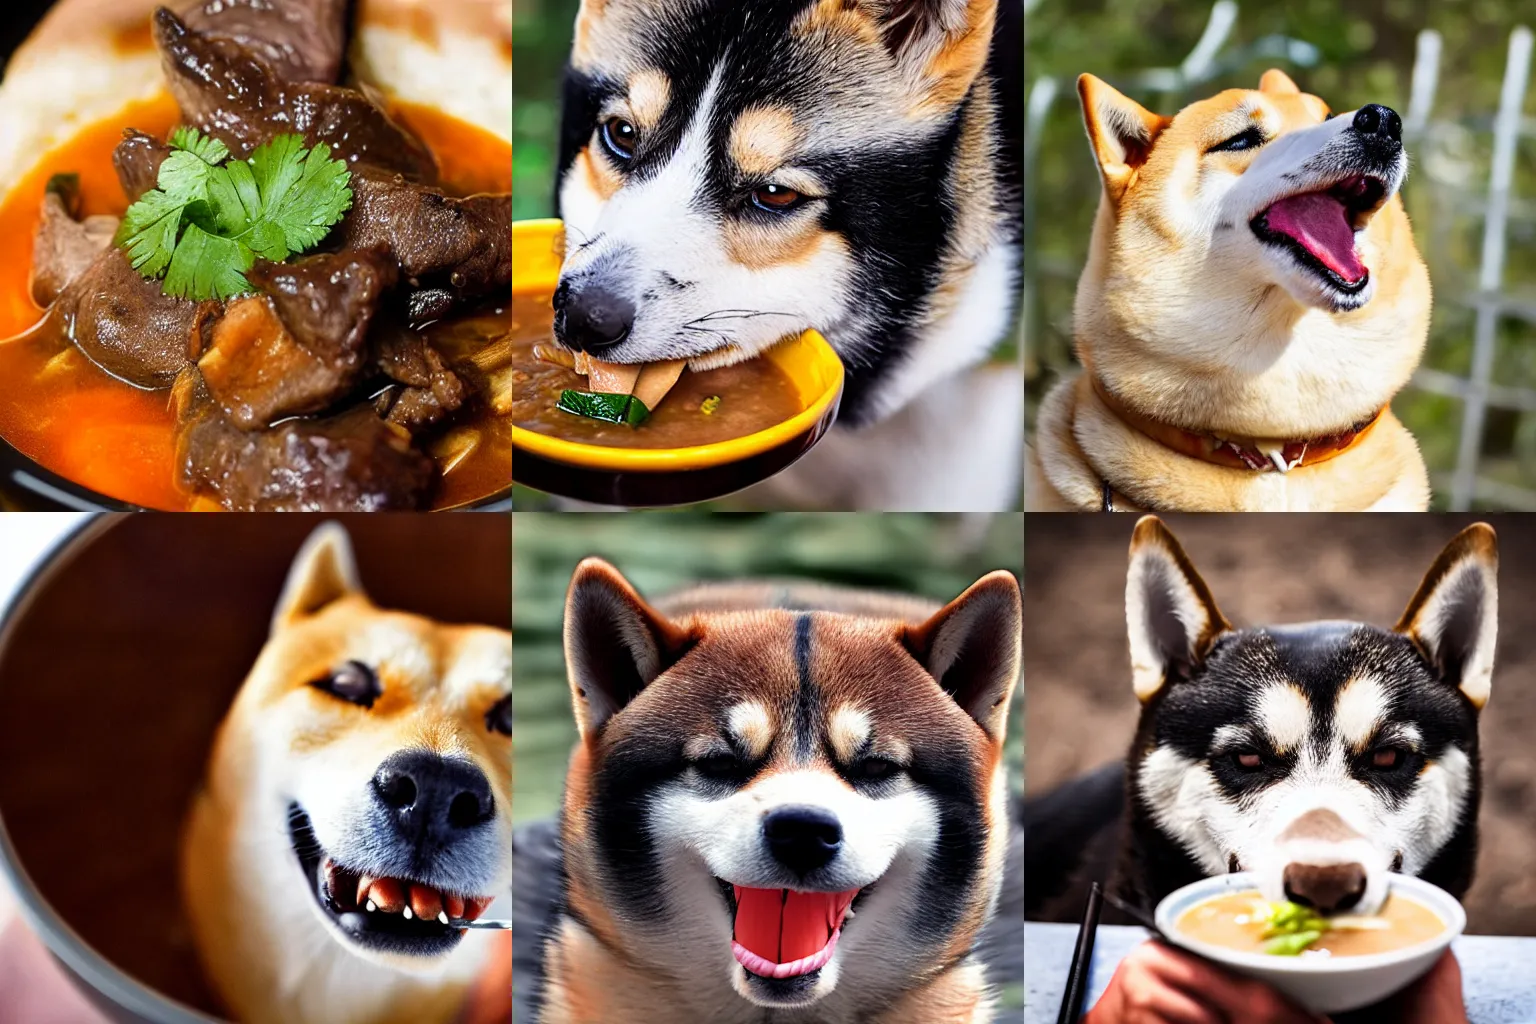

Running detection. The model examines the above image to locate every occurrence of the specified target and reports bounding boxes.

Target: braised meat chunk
[342,176,511,306]
[31,175,118,306]
[198,251,396,428]
[373,324,470,432]
[112,130,171,204]
[181,0,350,85]
[177,372,434,510]
[154,7,437,182]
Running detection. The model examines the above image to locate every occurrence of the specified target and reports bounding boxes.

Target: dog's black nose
[371,751,494,839]
[555,281,634,353]
[1283,862,1367,915]
[763,806,842,876]
[1352,104,1401,144]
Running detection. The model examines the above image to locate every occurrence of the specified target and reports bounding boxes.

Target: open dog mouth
[288,803,494,956]
[719,880,867,984]
[1250,175,1388,293]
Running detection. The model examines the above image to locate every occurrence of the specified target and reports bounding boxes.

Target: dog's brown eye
[1371,747,1400,770]
[1234,751,1263,770]
[752,184,802,212]
[600,117,638,161]
[485,695,511,737]
[310,660,380,708]
[851,757,900,782]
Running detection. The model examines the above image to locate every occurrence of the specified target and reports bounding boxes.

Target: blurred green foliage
[1025,0,1536,507]
[512,511,1024,823]
[513,0,581,221]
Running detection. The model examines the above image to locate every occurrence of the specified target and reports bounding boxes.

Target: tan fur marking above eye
[828,705,872,762]
[730,106,800,177]
[727,700,775,759]
[628,69,672,131]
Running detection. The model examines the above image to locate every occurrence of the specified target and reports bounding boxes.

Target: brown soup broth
[1176,890,1444,957]
[510,293,802,449]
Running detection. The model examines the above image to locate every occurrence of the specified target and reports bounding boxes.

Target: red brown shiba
[531,561,1022,1023]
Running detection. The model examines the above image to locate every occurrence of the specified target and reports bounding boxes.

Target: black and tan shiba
[1026,517,1494,932]
[521,560,1022,1023]
[181,525,513,1024]
[553,0,1024,511]
[1028,70,1432,511]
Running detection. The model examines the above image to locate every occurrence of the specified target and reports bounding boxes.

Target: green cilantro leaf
[163,224,255,302]
[113,130,353,302]
[169,127,230,167]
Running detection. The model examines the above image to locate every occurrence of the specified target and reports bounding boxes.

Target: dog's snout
[371,750,494,838]
[762,806,842,876]
[1282,862,1367,914]
[556,280,634,353]
[1352,104,1402,144]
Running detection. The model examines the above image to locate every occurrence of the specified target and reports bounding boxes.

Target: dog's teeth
[356,874,375,906]
[366,899,377,912]
[438,911,449,925]
[410,884,443,923]
[463,896,493,922]
[403,906,413,920]
[367,878,405,914]
[444,893,465,920]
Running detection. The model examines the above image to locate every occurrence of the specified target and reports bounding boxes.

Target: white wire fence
[1023,3,1536,510]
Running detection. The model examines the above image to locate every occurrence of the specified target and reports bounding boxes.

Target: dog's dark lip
[287,802,469,957]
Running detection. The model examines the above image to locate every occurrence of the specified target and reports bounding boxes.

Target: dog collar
[1090,375,1384,474]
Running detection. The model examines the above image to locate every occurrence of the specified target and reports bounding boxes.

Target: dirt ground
[1025,514,1536,935]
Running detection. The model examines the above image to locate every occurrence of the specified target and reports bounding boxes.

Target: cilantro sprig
[114,127,353,302]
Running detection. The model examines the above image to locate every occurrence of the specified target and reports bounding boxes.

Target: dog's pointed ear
[1078,74,1168,203]
[1259,68,1301,95]
[1126,516,1230,702]
[800,0,995,113]
[1395,524,1498,709]
[564,558,694,738]
[273,523,365,633]
[903,570,1021,743]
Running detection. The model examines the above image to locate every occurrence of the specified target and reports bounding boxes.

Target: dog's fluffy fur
[554,0,1023,511]
[1028,70,1432,511]
[181,525,512,1024]
[527,562,1021,1023]
[1027,518,1495,936]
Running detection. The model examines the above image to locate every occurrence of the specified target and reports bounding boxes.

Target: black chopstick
[1058,881,1103,1024]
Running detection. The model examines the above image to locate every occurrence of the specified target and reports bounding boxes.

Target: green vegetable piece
[1261,901,1327,938]
[700,395,721,415]
[1263,930,1323,956]
[557,390,651,426]
[114,131,353,302]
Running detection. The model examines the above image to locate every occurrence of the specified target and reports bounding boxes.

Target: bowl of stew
[1154,872,1465,1013]
[511,219,843,506]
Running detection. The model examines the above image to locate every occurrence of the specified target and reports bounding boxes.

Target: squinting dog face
[236,526,512,966]
[553,0,997,370]
[1124,517,1496,914]
[558,561,1019,1010]
[1077,69,1418,328]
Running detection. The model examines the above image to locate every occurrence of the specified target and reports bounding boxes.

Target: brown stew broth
[510,293,801,448]
[0,95,510,509]
[1176,890,1444,957]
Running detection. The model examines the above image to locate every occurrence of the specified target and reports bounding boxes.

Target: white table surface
[0,513,91,933]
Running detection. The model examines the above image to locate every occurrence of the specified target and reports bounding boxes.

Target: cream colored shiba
[1028,69,1432,512]
[181,524,511,1024]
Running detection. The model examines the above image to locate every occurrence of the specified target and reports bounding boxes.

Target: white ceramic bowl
[1154,872,1465,1014]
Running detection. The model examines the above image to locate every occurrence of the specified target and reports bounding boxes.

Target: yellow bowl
[511,219,844,506]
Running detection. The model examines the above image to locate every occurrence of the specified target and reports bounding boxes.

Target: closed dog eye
[485,694,511,737]
[308,660,381,709]
[1206,126,1267,153]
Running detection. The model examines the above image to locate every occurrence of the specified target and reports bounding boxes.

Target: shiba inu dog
[1026,517,1494,929]
[528,560,1021,1023]
[181,525,512,1024]
[1028,69,1433,511]
[552,0,1024,511]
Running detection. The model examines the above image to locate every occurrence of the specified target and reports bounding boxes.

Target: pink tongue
[1264,191,1365,282]
[733,886,858,964]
